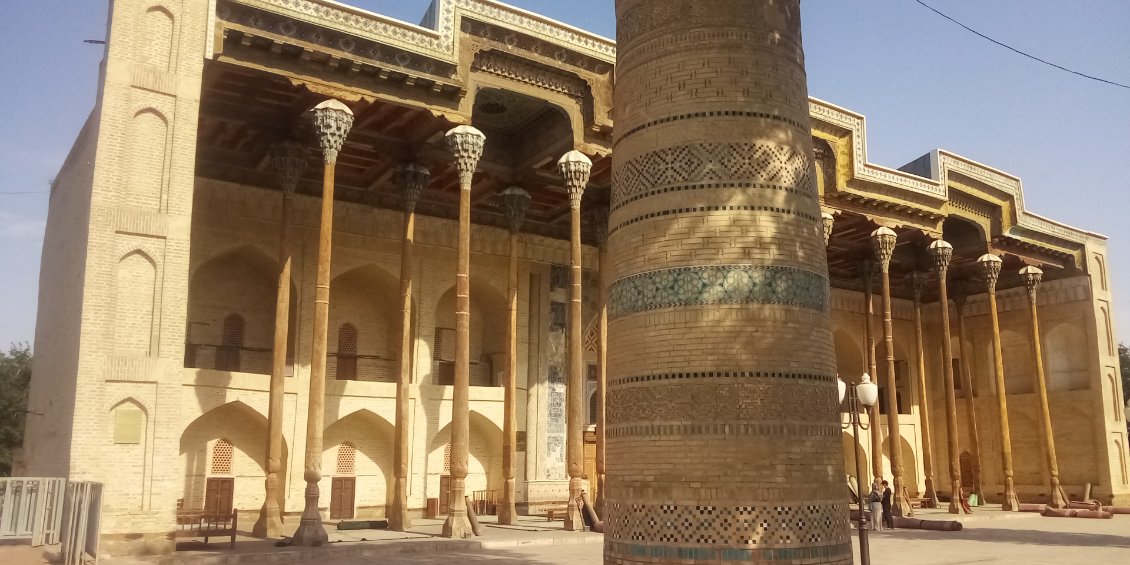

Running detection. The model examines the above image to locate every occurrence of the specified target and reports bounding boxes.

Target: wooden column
[559,150,591,531]
[871,227,911,516]
[390,163,429,531]
[442,125,485,539]
[293,99,353,546]
[928,239,963,514]
[498,187,530,526]
[862,261,883,480]
[909,272,940,508]
[253,140,307,538]
[1022,266,1067,508]
[952,280,986,505]
[979,254,1019,511]
[592,206,609,514]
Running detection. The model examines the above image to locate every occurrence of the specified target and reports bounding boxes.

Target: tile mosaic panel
[608,265,828,319]
[605,501,849,547]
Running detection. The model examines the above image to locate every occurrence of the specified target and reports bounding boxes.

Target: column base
[291,483,327,547]
[442,511,474,539]
[497,478,517,525]
[388,478,411,531]
[251,503,283,538]
[923,479,940,508]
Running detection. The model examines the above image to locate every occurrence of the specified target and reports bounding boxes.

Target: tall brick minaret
[605,1,850,563]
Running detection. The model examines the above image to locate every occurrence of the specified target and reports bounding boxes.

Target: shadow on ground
[871,525,1130,549]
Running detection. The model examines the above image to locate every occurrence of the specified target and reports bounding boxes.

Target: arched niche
[105,399,150,511]
[323,409,395,512]
[179,401,285,514]
[328,265,400,382]
[1044,322,1088,391]
[427,411,503,501]
[115,250,158,356]
[186,245,288,374]
[432,279,508,387]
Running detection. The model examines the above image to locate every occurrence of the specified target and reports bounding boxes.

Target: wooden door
[204,477,234,517]
[583,431,598,503]
[438,475,451,516]
[330,477,355,520]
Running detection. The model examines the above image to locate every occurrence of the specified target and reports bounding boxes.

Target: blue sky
[1,1,1128,349]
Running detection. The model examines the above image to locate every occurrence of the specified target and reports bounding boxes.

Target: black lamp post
[840,373,879,565]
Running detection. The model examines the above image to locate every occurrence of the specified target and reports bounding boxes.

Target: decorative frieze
[608,265,829,319]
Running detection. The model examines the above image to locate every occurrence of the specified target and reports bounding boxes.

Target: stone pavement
[3,510,1128,564]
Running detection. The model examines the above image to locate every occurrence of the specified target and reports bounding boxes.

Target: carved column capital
[1021,265,1043,304]
[310,99,354,164]
[870,226,897,272]
[445,125,486,190]
[589,205,610,248]
[500,186,531,234]
[928,239,954,276]
[269,139,308,195]
[908,271,929,305]
[394,163,430,212]
[821,211,835,247]
[978,253,1003,294]
[558,150,592,209]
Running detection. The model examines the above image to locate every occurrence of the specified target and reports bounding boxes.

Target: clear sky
[1,1,1128,349]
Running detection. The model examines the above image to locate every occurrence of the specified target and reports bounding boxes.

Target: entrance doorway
[204,477,234,517]
[330,477,356,520]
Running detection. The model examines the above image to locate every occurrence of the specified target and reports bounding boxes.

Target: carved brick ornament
[310,99,354,164]
[1021,265,1043,304]
[928,239,954,275]
[445,125,486,189]
[500,186,531,233]
[870,226,897,271]
[268,139,308,194]
[978,253,1003,293]
[395,163,430,212]
[558,150,592,209]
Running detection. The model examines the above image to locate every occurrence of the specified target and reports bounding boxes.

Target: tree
[0,343,32,476]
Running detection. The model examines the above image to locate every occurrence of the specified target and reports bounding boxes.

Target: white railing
[0,477,65,545]
[60,482,102,565]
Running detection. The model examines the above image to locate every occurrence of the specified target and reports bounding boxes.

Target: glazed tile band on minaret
[607,2,848,564]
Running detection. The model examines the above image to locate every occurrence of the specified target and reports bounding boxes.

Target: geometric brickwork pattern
[608,265,828,319]
[611,142,813,206]
[610,203,818,236]
[211,439,233,475]
[336,442,356,475]
[605,502,849,547]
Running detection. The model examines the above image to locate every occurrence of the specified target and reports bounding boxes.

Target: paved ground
[4,510,1129,564]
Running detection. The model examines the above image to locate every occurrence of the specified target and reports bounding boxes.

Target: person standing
[868,482,884,531]
[881,480,895,529]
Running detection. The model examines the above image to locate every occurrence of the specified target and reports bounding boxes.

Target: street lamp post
[841,373,880,565]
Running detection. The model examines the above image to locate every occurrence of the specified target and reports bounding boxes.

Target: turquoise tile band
[608,265,829,319]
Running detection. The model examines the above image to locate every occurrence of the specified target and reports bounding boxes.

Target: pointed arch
[115,250,158,356]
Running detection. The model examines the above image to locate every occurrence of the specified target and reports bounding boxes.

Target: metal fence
[0,477,66,545]
[60,482,102,565]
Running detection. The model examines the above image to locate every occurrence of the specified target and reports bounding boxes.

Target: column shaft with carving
[559,151,591,531]
[1023,266,1067,508]
[979,254,1019,511]
[293,100,353,546]
[254,140,307,538]
[442,126,486,539]
[929,240,963,514]
[499,187,530,525]
[910,272,940,508]
[952,283,986,505]
[862,261,883,481]
[390,164,429,531]
[872,228,911,515]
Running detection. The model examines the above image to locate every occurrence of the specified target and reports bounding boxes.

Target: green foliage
[0,343,32,476]
[1121,343,1130,405]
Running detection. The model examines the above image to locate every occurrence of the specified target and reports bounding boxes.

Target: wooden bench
[175,508,238,549]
